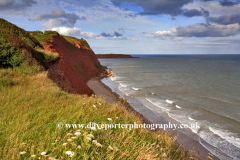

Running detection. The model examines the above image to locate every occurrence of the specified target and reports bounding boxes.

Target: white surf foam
[209,127,240,148]
[146,98,170,111]
[119,83,127,88]
[132,87,141,91]
[188,117,195,121]
[166,99,174,104]
[176,105,182,109]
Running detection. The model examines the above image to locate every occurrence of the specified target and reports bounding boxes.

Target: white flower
[92,140,98,144]
[65,151,74,157]
[96,143,102,147]
[77,145,81,149]
[114,146,119,150]
[93,105,97,108]
[48,157,57,160]
[55,140,59,142]
[67,139,73,142]
[116,117,119,119]
[86,137,92,141]
[88,134,94,138]
[99,103,101,105]
[52,143,56,145]
[63,143,67,145]
[31,155,36,157]
[76,130,81,132]
[107,118,112,121]
[71,137,77,139]
[83,103,85,105]
[22,143,26,145]
[67,133,73,136]
[41,152,47,155]
[74,132,81,136]
[108,146,113,150]
[20,151,26,154]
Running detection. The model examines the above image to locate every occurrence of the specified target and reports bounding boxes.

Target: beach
[87,77,218,160]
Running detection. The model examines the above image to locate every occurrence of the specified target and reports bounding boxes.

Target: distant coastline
[96,54,139,58]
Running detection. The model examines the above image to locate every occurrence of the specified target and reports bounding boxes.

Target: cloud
[146,23,240,38]
[0,0,36,10]
[182,8,209,17]
[51,27,105,39]
[207,14,240,25]
[219,0,239,6]
[100,31,123,37]
[35,8,86,28]
[50,27,127,40]
[110,0,213,17]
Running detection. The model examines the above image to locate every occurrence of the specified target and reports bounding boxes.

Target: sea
[98,55,240,160]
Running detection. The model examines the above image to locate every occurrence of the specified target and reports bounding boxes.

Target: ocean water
[99,55,240,160]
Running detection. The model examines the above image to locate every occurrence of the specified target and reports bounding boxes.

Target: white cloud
[146,23,240,39]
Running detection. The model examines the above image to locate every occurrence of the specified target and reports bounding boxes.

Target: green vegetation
[92,62,104,72]
[0,18,42,49]
[0,60,193,160]
[35,47,59,61]
[0,38,26,68]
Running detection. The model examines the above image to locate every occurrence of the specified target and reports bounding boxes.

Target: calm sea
[99,55,240,160]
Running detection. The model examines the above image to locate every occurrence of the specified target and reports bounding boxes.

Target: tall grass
[0,63,195,160]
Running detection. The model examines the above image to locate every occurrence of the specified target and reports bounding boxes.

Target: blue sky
[1,0,240,54]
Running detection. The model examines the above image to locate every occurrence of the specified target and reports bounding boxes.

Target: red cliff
[42,34,103,96]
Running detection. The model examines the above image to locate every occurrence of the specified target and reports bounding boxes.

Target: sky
[1,0,240,55]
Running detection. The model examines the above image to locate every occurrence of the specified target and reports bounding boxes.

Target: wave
[132,87,141,91]
[146,98,170,111]
[119,83,127,88]
[176,105,182,109]
[188,117,195,121]
[209,127,240,148]
[166,99,174,104]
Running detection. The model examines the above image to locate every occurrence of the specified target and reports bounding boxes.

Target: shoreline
[87,77,219,160]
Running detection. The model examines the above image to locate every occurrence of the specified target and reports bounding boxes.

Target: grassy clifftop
[0,18,194,159]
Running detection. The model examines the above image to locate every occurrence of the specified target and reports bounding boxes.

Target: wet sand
[87,78,219,160]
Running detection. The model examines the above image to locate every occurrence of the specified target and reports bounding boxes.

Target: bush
[0,38,26,68]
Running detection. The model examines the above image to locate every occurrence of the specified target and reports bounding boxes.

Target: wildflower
[108,146,113,150]
[65,151,74,157]
[48,157,57,160]
[88,134,94,138]
[52,143,56,145]
[116,117,119,119]
[71,137,77,139]
[92,140,98,144]
[86,137,92,141]
[99,103,101,105]
[63,143,67,145]
[76,130,81,132]
[67,139,73,142]
[96,143,102,147]
[93,105,96,108]
[77,145,81,149]
[74,132,81,136]
[41,152,47,155]
[96,152,99,155]
[67,133,73,136]
[55,140,59,142]
[22,143,27,145]
[31,155,36,157]
[107,118,112,121]
[114,146,119,151]
[20,151,26,154]
[72,143,77,146]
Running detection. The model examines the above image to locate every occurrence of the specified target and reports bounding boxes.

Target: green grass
[35,47,59,61]
[0,63,195,160]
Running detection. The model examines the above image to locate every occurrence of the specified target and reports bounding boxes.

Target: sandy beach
[87,77,219,160]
